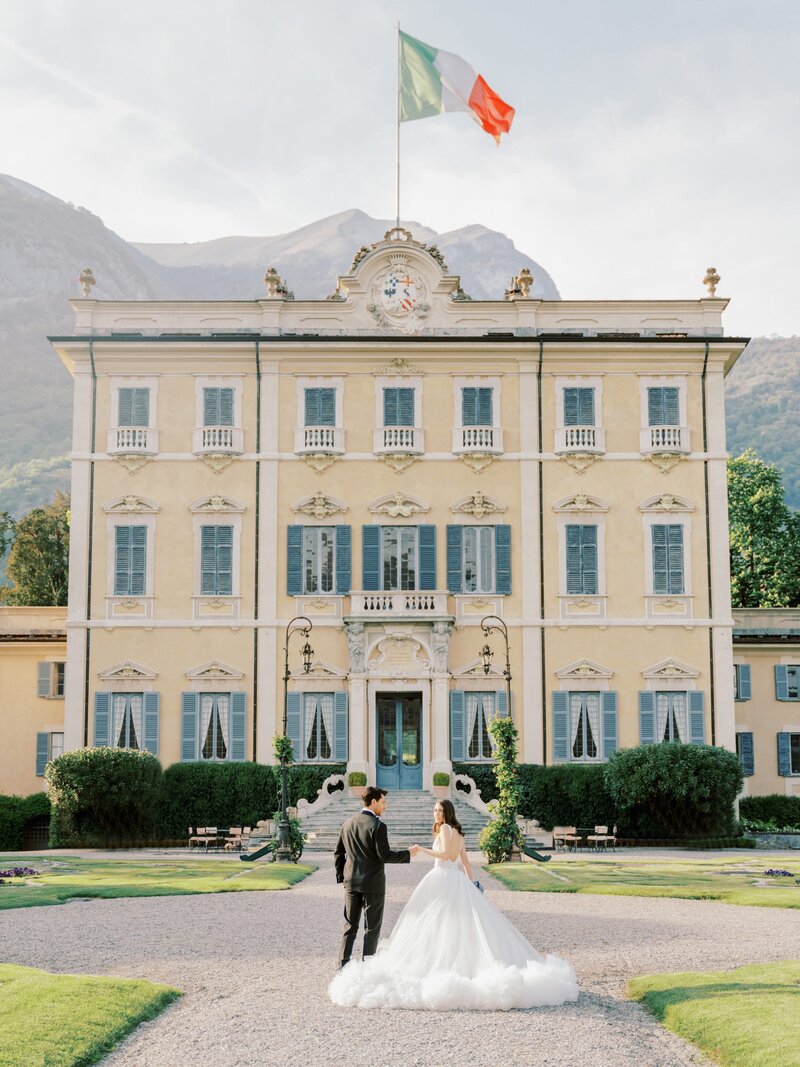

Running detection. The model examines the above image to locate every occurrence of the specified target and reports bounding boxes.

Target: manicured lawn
[0,855,316,910]
[487,855,800,908]
[628,962,800,1067]
[0,963,180,1067]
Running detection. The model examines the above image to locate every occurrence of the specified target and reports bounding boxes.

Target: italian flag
[399,31,515,144]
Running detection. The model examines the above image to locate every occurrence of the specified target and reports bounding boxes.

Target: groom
[334,785,417,968]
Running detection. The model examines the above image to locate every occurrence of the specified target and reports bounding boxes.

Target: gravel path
[3,853,799,1067]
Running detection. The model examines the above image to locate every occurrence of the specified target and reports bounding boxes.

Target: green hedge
[287,764,346,807]
[452,763,498,803]
[0,792,51,851]
[739,794,800,830]
[605,743,743,839]
[159,762,277,838]
[46,748,163,847]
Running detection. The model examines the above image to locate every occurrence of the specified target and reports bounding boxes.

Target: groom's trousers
[339,888,385,966]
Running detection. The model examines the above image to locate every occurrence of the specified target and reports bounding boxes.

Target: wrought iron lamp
[479,615,512,715]
[277,616,313,861]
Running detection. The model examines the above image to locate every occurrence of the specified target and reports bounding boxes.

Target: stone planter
[432,785,450,799]
[349,786,365,800]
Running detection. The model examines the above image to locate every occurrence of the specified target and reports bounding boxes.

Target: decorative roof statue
[703,266,720,297]
[78,267,96,297]
[263,266,293,299]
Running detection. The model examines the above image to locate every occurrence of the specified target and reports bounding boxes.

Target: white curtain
[319,693,334,755]
[303,695,318,759]
[585,693,600,756]
[672,693,687,741]
[482,694,496,755]
[200,694,215,750]
[569,694,583,752]
[466,693,480,756]
[112,693,143,748]
[216,695,230,751]
[656,692,670,741]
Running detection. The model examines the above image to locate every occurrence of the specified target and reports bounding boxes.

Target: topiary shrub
[347,771,367,787]
[478,717,522,863]
[0,792,51,851]
[518,764,615,831]
[604,743,743,840]
[159,762,277,838]
[739,794,800,830]
[46,748,163,847]
[432,772,450,787]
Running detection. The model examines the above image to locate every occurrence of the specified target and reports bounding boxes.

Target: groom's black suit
[334,809,410,966]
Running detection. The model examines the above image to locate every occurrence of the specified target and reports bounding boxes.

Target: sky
[1,0,798,337]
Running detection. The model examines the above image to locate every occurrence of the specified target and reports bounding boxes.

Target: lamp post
[480,615,512,716]
[277,615,313,862]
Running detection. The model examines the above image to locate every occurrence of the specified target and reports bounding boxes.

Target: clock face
[379,267,426,321]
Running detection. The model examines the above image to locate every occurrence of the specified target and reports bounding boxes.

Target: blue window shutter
[216,525,233,596]
[218,388,234,426]
[602,691,618,759]
[418,525,436,590]
[114,526,130,596]
[333,692,348,760]
[118,387,134,426]
[398,388,414,426]
[286,692,302,763]
[564,388,594,426]
[775,665,790,701]
[462,387,477,425]
[689,691,705,744]
[639,691,655,744]
[304,388,319,426]
[652,526,668,595]
[663,387,679,425]
[738,732,754,777]
[496,690,510,719]
[130,526,146,597]
[581,525,598,595]
[477,388,493,425]
[648,387,664,426]
[37,662,51,697]
[335,525,351,595]
[230,693,246,761]
[446,525,463,594]
[566,525,583,594]
[319,388,336,426]
[778,732,792,776]
[383,388,398,425]
[287,525,303,596]
[737,664,752,701]
[667,525,684,595]
[204,387,220,425]
[201,526,217,596]
[181,692,198,761]
[143,692,160,755]
[36,732,50,776]
[579,388,595,425]
[94,692,111,747]
[362,525,381,591]
[495,524,511,595]
[132,388,149,427]
[450,691,465,760]
[552,692,569,761]
[563,388,579,426]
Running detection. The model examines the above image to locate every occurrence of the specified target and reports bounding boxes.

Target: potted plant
[432,772,450,799]
[348,771,367,799]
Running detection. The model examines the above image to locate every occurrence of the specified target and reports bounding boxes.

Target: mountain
[134,208,561,301]
[2,174,799,520]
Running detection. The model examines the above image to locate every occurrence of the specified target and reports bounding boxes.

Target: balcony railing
[373,426,424,454]
[193,426,244,455]
[640,425,690,453]
[349,591,450,617]
[294,425,345,454]
[555,425,605,454]
[107,426,158,455]
[452,426,503,455]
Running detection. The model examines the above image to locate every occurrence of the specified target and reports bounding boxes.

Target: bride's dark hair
[432,798,463,838]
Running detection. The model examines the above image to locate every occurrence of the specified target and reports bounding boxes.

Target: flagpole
[395,22,401,231]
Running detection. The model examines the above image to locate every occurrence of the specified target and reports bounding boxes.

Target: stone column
[344,621,369,777]
[429,620,453,783]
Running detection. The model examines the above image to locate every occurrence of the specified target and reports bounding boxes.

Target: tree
[728,450,800,608]
[4,492,70,606]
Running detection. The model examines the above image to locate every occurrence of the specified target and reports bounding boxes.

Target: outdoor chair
[224,827,244,851]
[552,826,580,851]
[189,827,207,849]
[586,825,617,851]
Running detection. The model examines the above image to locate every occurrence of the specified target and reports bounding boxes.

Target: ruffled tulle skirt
[328,863,578,1011]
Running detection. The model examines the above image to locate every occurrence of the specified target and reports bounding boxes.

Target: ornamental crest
[368,256,430,333]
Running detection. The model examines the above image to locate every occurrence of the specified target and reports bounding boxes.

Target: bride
[328,799,578,1011]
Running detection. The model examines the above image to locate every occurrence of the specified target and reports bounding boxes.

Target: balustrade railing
[640,425,690,453]
[451,426,503,454]
[555,425,605,454]
[193,426,244,454]
[349,592,449,616]
[107,427,158,454]
[373,426,424,454]
[294,425,345,454]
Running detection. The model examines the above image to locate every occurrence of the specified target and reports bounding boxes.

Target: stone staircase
[295,790,490,851]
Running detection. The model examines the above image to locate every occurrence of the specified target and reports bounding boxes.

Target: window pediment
[450,492,507,520]
[451,657,505,679]
[642,658,700,680]
[185,660,244,681]
[639,493,695,513]
[98,659,158,681]
[189,495,246,514]
[369,493,430,518]
[292,493,349,520]
[555,658,614,680]
[103,495,160,514]
[553,494,609,513]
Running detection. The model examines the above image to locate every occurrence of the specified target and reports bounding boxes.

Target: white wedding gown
[328,826,578,1011]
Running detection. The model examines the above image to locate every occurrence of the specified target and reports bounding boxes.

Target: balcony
[294,425,345,455]
[349,591,450,618]
[640,425,691,454]
[373,426,424,455]
[107,426,158,455]
[555,426,605,455]
[193,426,244,455]
[452,426,503,455]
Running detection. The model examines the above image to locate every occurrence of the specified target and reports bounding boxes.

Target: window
[203,387,234,427]
[652,524,684,595]
[38,662,65,699]
[563,387,595,426]
[114,526,147,597]
[466,693,495,759]
[734,664,751,701]
[118,387,150,427]
[656,692,687,742]
[736,732,755,776]
[463,527,495,594]
[566,525,598,595]
[383,387,414,426]
[200,694,230,760]
[461,387,493,426]
[49,732,64,761]
[776,665,800,700]
[201,525,233,596]
[382,526,418,591]
[303,527,335,594]
[304,387,336,426]
[647,387,679,426]
[303,694,334,760]
[568,693,600,761]
[112,694,143,749]
[36,732,64,775]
